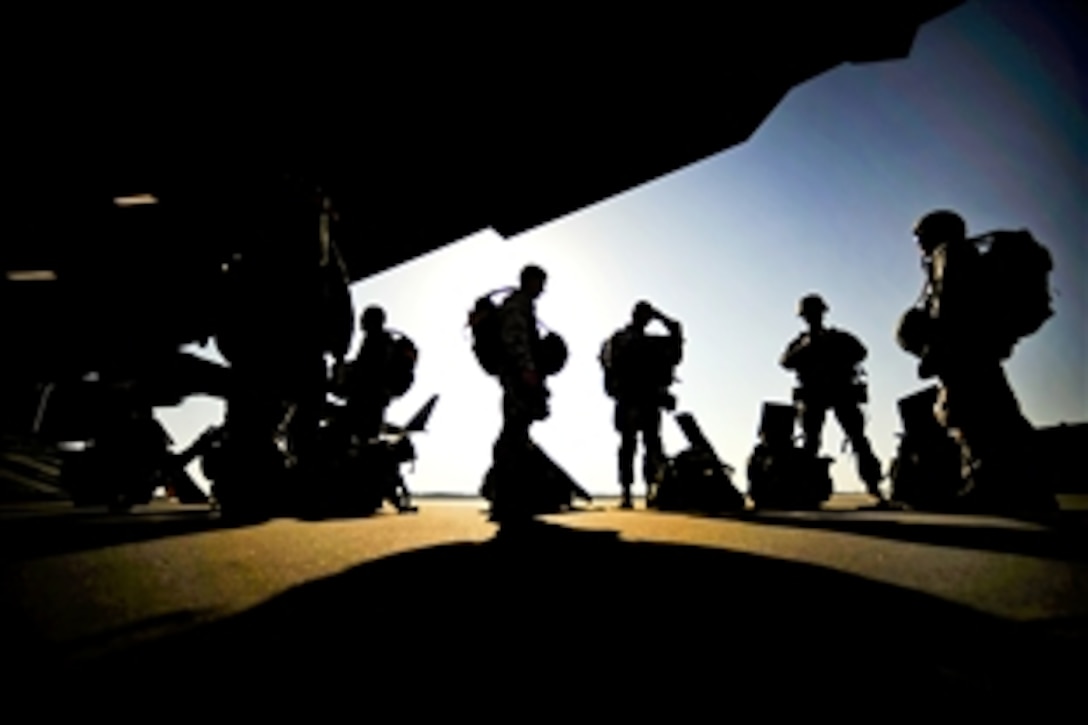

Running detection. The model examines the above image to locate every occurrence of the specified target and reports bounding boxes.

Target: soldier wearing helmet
[482,264,551,520]
[902,209,1053,512]
[910,209,995,371]
[600,300,683,509]
[781,293,886,503]
[913,209,967,255]
[335,304,401,441]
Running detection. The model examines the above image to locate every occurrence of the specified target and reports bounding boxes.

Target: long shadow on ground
[0,503,403,562]
[44,521,1086,714]
[0,506,260,562]
[715,507,1088,563]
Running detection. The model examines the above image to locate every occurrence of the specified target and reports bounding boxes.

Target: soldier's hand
[522,369,540,387]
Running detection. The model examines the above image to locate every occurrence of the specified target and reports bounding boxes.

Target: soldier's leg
[616,402,637,508]
[495,379,533,467]
[490,378,536,518]
[940,365,1050,510]
[641,406,665,493]
[833,401,884,497]
[799,400,827,457]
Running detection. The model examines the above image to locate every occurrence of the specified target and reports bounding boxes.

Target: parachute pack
[334,329,417,399]
[599,336,619,397]
[599,330,682,399]
[386,331,418,397]
[974,229,1054,344]
[467,288,513,376]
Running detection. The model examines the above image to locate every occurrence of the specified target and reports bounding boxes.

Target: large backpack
[468,287,567,378]
[599,330,681,398]
[599,334,621,397]
[974,229,1054,345]
[336,329,417,399]
[896,229,1054,361]
[467,288,514,376]
[385,330,417,398]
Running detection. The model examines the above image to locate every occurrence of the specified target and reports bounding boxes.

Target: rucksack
[653,447,746,513]
[599,335,620,397]
[467,288,514,376]
[897,229,1054,361]
[336,329,417,399]
[974,229,1054,344]
[599,329,682,398]
[386,330,417,397]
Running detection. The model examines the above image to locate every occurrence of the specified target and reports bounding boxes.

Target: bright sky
[159,0,1086,498]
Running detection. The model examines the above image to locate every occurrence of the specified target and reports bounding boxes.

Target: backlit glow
[113,193,159,207]
[6,270,57,281]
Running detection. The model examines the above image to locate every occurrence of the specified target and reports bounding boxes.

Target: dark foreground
[2,495,1085,715]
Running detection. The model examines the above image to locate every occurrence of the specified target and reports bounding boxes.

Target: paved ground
[2,494,1085,714]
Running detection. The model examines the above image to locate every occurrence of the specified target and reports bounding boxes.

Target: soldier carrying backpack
[895,209,1057,513]
[334,305,418,442]
[599,301,683,509]
[469,264,577,523]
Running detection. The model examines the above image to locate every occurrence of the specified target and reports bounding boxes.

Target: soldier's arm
[780,335,807,369]
[660,313,682,339]
[653,310,684,364]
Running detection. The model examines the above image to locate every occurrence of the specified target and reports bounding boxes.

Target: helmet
[797,294,828,317]
[520,264,547,286]
[895,307,931,357]
[913,210,966,253]
[536,331,568,377]
[633,300,654,324]
[361,305,386,331]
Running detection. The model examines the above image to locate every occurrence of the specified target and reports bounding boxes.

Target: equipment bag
[599,335,620,397]
[600,331,682,399]
[975,229,1054,344]
[467,288,513,376]
[386,330,418,397]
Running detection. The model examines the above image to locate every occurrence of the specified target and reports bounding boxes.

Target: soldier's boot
[395,489,418,514]
[620,484,634,510]
[854,441,887,504]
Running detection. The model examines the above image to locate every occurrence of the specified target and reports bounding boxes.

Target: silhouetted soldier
[334,305,409,442]
[600,301,683,509]
[324,304,420,514]
[490,264,550,519]
[899,209,1055,512]
[781,294,885,503]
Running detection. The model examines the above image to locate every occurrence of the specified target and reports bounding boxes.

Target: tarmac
[1,493,1085,714]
